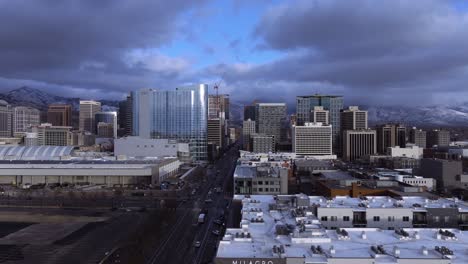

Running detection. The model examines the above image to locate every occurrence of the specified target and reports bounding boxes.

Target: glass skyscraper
[132,84,208,161]
[296,95,344,146]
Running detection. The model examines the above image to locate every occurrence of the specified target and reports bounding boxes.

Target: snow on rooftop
[217,195,468,263]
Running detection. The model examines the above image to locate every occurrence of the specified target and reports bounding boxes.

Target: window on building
[373,216,380,222]
[258,188,263,192]
[434,216,440,222]
[321,216,328,221]
[343,216,350,221]
[403,216,410,222]
[445,216,450,223]
[388,216,395,222]
[265,188,269,192]
[330,216,337,221]
[258,181,263,185]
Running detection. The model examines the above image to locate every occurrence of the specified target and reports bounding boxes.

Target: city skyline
[1,1,468,106]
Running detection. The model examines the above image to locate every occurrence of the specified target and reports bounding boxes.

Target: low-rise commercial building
[215,194,468,264]
[388,145,423,159]
[374,170,436,191]
[234,163,288,195]
[419,158,468,193]
[114,136,191,163]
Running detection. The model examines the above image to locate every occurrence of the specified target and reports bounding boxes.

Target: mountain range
[0,87,119,111]
[1,87,468,127]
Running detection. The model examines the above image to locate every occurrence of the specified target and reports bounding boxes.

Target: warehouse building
[0,158,181,186]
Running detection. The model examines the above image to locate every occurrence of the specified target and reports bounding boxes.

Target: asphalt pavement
[148,144,239,264]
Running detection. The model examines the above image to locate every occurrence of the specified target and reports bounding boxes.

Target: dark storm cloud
[216,0,468,105]
[0,0,205,98]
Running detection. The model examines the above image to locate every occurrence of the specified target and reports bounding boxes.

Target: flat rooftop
[233,163,286,179]
[308,195,468,211]
[216,195,468,263]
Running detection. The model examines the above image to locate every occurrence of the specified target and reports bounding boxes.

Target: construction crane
[213,82,220,97]
[213,82,220,118]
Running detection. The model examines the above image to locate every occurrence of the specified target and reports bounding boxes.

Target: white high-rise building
[79,100,101,133]
[242,119,256,151]
[292,122,332,156]
[13,106,40,135]
[0,100,12,137]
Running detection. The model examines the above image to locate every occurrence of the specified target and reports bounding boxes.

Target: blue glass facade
[132,84,208,161]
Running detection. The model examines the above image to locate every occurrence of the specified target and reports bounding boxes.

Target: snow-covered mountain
[0,87,119,111]
[364,104,468,127]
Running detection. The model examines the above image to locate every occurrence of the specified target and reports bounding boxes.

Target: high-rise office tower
[310,106,329,125]
[13,106,40,135]
[30,123,73,146]
[255,103,287,148]
[79,100,101,133]
[376,123,406,154]
[47,104,72,127]
[207,118,223,149]
[396,124,407,148]
[340,106,368,131]
[292,122,332,156]
[95,112,117,138]
[242,119,256,151]
[409,128,426,148]
[132,84,208,161]
[0,100,12,137]
[208,94,230,148]
[342,130,377,161]
[296,95,343,146]
[243,100,258,121]
[97,123,114,138]
[118,95,133,137]
[208,94,229,120]
[427,129,450,148]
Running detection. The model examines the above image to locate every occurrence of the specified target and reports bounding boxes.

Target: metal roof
[0,146,74,160]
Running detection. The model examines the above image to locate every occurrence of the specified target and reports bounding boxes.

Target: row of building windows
[252,188,280,192]
[136,144,176,148]
[254,181,278,185]
[321,215,453,223]
[320,216,410,222]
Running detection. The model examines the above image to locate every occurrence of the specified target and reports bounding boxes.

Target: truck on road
[198,213,206,224]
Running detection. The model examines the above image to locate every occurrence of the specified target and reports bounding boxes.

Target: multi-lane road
[147,144,239,264]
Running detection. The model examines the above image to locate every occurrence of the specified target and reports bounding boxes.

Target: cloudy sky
[1,0,468,106]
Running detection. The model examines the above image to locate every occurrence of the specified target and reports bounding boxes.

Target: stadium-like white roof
[0,146,74,160]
